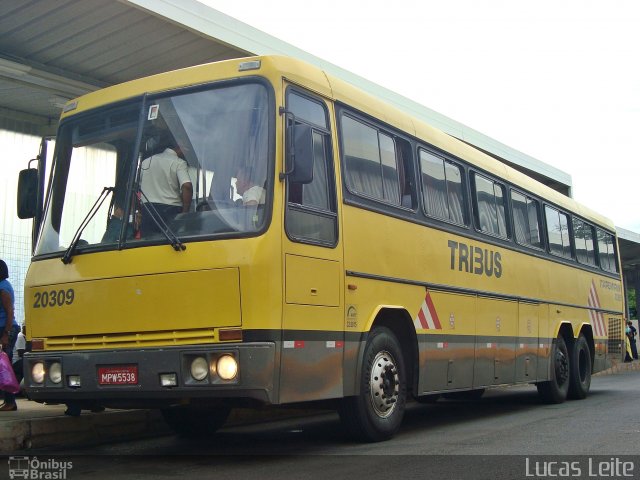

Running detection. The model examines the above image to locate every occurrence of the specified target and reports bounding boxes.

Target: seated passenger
[102,205,135,243]
[235,166,265,206]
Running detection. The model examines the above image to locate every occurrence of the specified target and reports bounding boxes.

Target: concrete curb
[594,359,640,376]
[0,409,169,452]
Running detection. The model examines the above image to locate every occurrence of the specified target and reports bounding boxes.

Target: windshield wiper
[61,187,113,264]
[138,189,186,252]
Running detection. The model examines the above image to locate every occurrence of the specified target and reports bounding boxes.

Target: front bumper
[24,342,276,407]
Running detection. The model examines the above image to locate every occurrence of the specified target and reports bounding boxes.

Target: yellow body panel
[285,255,340,307]
[27,267,241,338]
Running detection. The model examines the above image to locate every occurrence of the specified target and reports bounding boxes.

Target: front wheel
[339,327,407,442]
[536,335,570,404]
[568,334,592,400]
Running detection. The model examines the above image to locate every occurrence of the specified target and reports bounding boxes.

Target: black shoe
[0,403,17,411]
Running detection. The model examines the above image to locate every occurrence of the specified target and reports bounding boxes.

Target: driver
[139,139,193,235]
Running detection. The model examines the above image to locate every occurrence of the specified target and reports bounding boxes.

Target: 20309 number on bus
[33,289,75,308]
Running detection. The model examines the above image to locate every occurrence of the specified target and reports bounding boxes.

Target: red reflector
[219,328,242,342]
[31,339,44,350]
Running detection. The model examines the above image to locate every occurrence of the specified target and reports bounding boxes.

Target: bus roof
[61,55,615,232]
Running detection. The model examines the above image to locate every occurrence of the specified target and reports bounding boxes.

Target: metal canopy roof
[0,0,249,126]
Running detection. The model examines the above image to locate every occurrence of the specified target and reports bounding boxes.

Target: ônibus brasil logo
[8,456,73,479]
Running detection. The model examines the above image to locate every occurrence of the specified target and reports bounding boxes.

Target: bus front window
[35,82,271,257]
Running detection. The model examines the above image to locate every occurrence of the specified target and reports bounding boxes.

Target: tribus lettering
[448,240,502,278]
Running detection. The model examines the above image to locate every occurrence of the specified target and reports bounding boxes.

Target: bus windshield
[35,81,271,257]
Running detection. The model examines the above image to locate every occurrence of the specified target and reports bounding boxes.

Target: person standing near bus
[628,320,638,360]
[0,259,19,411]
[139,141,193,236]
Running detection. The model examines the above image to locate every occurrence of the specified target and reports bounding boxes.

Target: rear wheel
[161,406,231,437]
[339,327,407,442]
[537,335,570,403]
[568,334,592,400]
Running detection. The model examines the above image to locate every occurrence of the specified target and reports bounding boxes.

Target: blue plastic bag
[0,351,19,394]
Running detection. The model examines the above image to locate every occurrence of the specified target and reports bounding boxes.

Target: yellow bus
[17,56,625,442]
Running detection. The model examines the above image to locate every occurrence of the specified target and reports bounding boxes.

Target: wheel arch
[556,322,575,348]
[352,306,419,397]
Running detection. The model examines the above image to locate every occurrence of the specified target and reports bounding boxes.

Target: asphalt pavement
[1,360,638,453]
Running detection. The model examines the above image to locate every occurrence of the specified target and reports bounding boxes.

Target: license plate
[98,365,138,385]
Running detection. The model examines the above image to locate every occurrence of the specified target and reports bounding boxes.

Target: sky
[200,0,640,232]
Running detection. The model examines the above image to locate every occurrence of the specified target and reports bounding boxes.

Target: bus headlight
[216,354,238,380]
[49,362,62,384]
[31,362,45,384]
[190,357,209,381]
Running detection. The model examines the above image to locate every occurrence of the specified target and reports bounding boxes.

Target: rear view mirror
[17,168,38,219]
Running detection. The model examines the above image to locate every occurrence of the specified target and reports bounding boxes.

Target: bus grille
[43,328,216,351]
[607,318,623,355]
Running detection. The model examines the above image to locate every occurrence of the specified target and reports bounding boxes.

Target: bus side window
[342,115,403,206]
[573,217,596,266]
[420,149,466,225]
[396,139,415,210]
[511,190,542,249]
[596,228,618,273]
[473,173,508,238]
[545,205,572,259]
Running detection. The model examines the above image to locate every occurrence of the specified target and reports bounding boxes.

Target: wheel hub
[369,350,399,418]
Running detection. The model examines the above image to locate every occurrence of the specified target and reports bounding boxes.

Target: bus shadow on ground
[166,384,597,455]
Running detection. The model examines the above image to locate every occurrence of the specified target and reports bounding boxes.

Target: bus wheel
[161,406,231,437]
[568,334,592,400]
[339,327,407,442]
[536,335,570,403]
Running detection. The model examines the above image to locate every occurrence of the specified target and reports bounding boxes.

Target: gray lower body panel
[24,342,276,408]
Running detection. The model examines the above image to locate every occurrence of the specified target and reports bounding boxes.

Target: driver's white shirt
[242,185,265,205]
[140,148,191,206]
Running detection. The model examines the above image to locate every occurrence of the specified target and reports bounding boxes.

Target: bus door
[516,302,540,382]
[279,86,343,403]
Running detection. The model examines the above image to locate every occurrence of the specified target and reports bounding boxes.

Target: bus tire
[536,335,570,404]
[161,406,231,437]
[339,327,407,442]
[567,334,592,400]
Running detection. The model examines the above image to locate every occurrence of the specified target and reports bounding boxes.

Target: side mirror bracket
[279,107,314,185]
